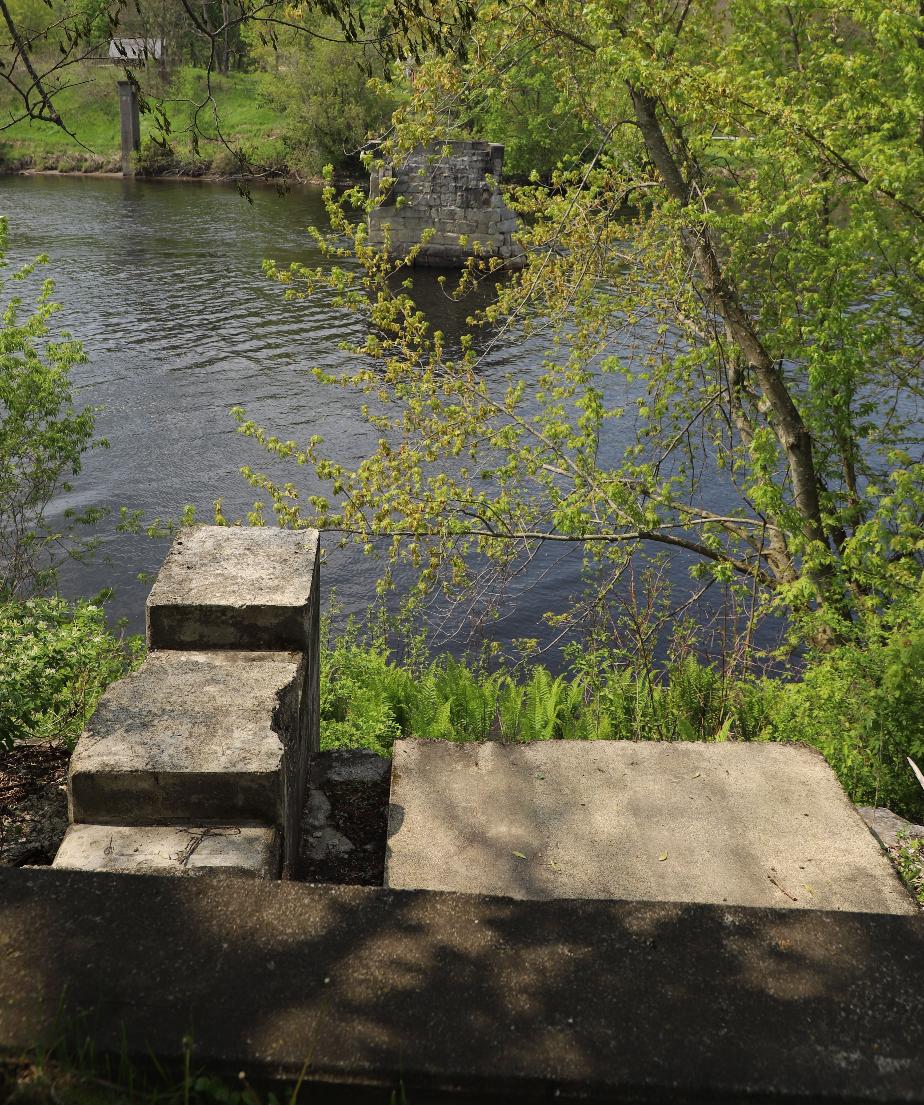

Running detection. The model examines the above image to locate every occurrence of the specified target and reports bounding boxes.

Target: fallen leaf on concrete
[658,852,668,862]
[691,772,701,779]
[512,851,527,860]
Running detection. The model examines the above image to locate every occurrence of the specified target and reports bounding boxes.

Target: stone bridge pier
[368,140,524,267]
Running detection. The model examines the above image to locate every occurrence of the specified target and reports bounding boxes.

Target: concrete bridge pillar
[117,80,141,176]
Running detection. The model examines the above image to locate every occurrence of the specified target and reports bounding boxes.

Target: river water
[3,173,752,662]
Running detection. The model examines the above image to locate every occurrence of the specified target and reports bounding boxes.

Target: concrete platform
[3,867,924,1102]
[52,824,279,878]
[146,525,320,653]
[68,650,306,871]
[386,740,916,913]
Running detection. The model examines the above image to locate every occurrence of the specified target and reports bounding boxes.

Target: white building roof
[109,38,163,62]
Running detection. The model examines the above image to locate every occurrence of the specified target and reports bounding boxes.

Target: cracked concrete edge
[52,824,281,878]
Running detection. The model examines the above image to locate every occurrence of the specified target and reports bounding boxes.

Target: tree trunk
[628,87,830,563]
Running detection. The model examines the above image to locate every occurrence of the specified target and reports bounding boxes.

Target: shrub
[319,608,924,822]
[320,627,407,757]
[895,834,924,906]
[0,219,99,598]
[0,597,144,752]
[765,589,924,820]
[0,222,141,756]
[318,620,772,757]
[268,34,397,177]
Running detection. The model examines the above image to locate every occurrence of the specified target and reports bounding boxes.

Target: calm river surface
[3,173,744,661]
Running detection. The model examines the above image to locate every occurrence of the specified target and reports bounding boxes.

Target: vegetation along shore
[2,0,923,889]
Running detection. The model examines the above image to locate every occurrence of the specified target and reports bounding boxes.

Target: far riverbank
[0,64,363,187]
[2,157,357,187]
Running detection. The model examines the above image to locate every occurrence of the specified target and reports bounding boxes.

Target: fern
[497,679,526,741]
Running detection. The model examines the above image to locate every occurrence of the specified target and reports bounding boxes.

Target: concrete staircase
[52,526,320,879]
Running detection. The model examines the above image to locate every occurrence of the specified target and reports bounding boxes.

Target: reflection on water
[2,173,762,664]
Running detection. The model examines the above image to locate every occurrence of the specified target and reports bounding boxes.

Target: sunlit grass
[0,64,282,168]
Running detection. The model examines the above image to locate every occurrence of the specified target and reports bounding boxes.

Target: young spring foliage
[0,217,106,598]
[237,0,923,655]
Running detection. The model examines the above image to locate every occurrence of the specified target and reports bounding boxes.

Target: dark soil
[297,750,392,886]
[0,742,69,867]
[0,741,392,884]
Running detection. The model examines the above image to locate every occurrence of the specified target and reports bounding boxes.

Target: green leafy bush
[0,223,140,756]
[764,588,924,820]
[0,218,100,598]
[895,834,924,907]
[0,598,143,752]
[263,33,397,177]
[320,622,500,755]
[319,617,773,756]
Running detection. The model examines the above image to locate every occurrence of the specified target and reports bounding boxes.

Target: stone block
[68,650,308,873]
[368,142,518,270]
[386,739,916,913]
[859,805,924,849]
[53,823,279,878]
[146,525,319,655]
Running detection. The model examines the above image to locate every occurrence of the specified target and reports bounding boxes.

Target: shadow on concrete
[2,867,923,1102]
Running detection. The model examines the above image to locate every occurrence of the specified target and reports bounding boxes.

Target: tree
[0,217,100,598]
[0,0,472,148]
[258,18,399,178]
[238,0,924,652]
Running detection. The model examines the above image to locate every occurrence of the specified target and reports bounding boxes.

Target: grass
[0,76,122,165]
[150,68,286,168]
[0,65,285,172]
[1,1048,312,1105]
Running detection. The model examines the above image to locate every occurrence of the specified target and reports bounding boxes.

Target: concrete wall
[5,867,924,1102]
[368,141,523,267]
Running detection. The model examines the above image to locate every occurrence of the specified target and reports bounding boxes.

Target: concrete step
[68,649,307,873]
[385,739,917,914]
[146,524,320,656]
[53,823,279,877]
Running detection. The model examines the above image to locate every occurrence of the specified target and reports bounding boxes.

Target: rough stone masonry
[368,140,523,267]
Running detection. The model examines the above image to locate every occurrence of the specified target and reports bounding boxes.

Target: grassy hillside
[0,72,124,166]
[0,66,286,174]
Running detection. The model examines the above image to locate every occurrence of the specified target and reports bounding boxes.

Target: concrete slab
[3,867,924,1102]
[68,650,306,873]
[146,525,320,654]
[52,824,279,878]
[386,740,916,913]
